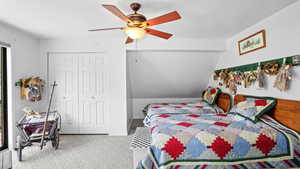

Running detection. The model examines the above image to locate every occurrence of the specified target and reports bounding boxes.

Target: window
[0,47,8,150]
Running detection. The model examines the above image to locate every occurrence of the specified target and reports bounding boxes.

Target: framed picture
[238,30,266,55]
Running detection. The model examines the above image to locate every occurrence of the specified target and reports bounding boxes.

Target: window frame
[0,47,8,151]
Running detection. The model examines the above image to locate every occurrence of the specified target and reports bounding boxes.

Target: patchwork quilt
[230,96,276,122]
[138,113,300,169]
[144,101,224,126]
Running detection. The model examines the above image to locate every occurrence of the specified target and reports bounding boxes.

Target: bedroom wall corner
[208,1,300,101]
[0,22,42,150]
[126,49,223,119]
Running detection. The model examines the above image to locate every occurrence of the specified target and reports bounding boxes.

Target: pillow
[230,96,277,122]
[202,87,221,105]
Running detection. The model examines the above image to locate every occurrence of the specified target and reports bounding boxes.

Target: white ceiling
[0,0,297,39]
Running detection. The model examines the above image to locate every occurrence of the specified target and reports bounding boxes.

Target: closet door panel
[78,54,108,133]
[48,53,79,134]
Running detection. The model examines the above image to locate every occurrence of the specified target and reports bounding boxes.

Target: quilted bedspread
[138,113,300,169]
[144,102,224,115]
[144,101,223,126]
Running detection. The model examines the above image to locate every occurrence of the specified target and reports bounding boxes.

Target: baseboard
[0,149,12,169]
[127,118,133,133]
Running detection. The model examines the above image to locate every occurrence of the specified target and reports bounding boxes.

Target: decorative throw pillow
[230,96,277,122]
[202,87,221,105]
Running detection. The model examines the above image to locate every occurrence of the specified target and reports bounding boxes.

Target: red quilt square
[159,114,171,118]
[208,136,232,159]
[217,113,227,117]
[255,134,276,155]
[187,114,201,118]
[213,122,229,127]
[175,106,183,108]
[177,122,193,127]
[152,106,161,108]
[194,106,204,109]
[162,137,185,159]
[255,100,267,106]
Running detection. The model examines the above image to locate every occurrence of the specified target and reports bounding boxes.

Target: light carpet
[12,134,133,169]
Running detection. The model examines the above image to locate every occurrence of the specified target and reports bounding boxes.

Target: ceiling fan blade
[125,37,134,44]
[145,28,173,39]
[147,11,181,27]
[88,27,124,31]
[102,5,130,23]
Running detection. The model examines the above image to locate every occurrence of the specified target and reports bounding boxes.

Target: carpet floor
[12,134,134,169]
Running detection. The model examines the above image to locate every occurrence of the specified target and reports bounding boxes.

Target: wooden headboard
[234,94,300,133]
[216,93,232,112]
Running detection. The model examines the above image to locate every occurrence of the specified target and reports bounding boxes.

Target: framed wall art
[238,30,266,55]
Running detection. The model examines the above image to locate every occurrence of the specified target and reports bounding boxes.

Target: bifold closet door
[77,54,108,134]
[48,53,79,134]
[48,53,108,134]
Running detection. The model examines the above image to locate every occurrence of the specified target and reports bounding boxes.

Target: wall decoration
[15,77,44,102]
[213,55,300,93]
[293,55,300,64]
[262,62,280,75]
[254,65,265,89]
[244,72,258,88]
[274,61,292,91]
[238,30,266,55]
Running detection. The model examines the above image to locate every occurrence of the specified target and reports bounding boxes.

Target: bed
[137,94,300,169]
[143,93,232,116]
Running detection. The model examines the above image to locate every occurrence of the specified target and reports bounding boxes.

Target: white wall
[126,37,225,51]
[127,50,222,118]
[0,22,41,149]
[126,37,225,120]
[126,54,133,131]
[210,1,300,101]
[40,37,128,136]
[127,50,221,98]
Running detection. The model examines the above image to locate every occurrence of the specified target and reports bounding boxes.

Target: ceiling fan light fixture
[125,27,146,40]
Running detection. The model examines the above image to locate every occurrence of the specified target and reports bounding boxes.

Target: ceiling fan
[89,3,181,44]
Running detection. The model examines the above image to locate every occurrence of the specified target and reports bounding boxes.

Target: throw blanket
[138,113,298,169]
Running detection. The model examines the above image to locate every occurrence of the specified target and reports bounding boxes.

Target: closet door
[78,53,108,133]
[48,53,79,134]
